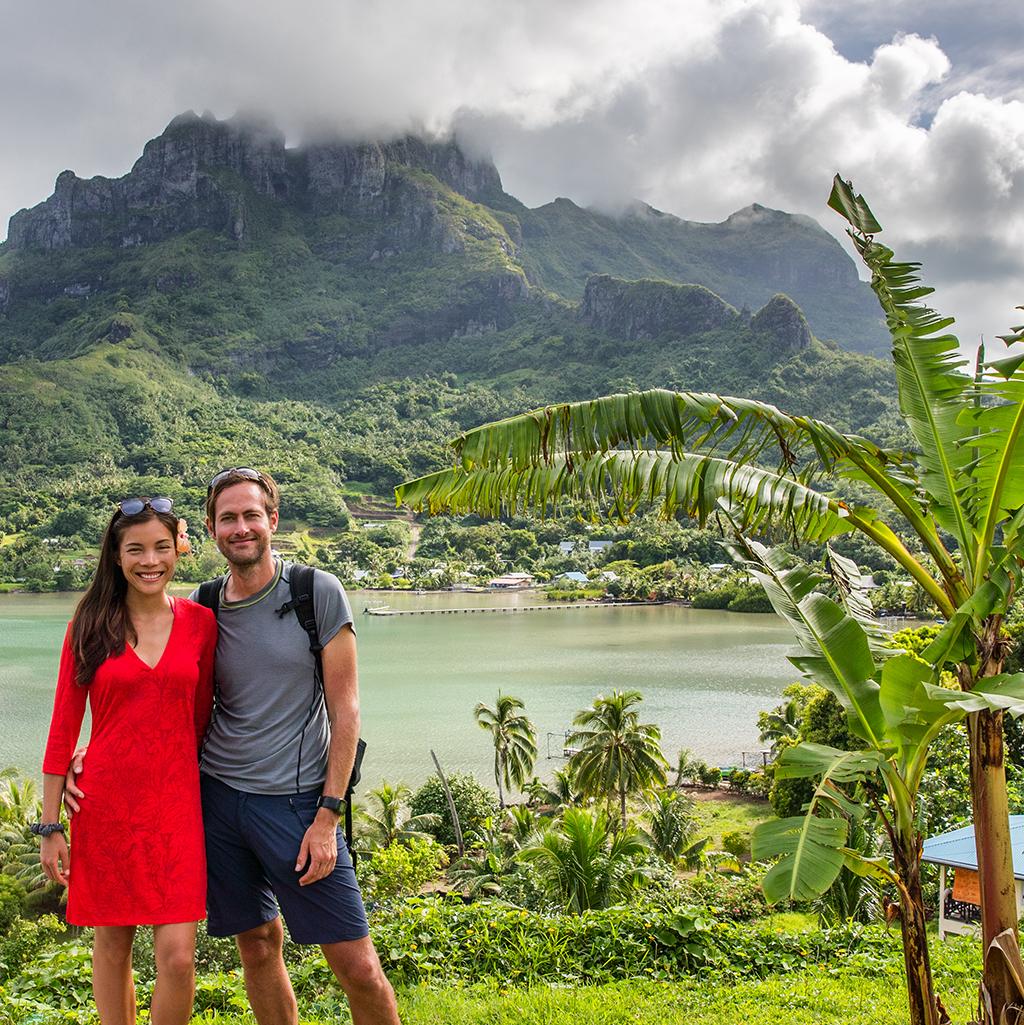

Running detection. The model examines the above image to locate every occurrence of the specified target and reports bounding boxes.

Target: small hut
[921,816,1024,940]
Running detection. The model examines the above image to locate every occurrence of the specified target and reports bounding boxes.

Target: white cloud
[1,0,1022,346]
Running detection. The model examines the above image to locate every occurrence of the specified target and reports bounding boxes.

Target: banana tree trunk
[892,834,943,1025]
[967,708,1020,1018]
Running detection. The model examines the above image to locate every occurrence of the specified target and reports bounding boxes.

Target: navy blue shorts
[200,773,369,944]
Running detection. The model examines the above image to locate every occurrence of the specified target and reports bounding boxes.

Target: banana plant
[395,176,1024,1021]
[741,538,1024,1025]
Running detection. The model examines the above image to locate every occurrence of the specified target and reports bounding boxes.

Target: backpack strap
[195,576,225,617]
[276,563,322,660]
[275,563,364,865]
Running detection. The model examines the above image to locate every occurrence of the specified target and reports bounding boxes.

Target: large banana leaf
[825,545,890,659]
[752,744,883,903]
[754,814,850,903]
[961,353,1024,568]
[772,743,885,783]
[398,449,859,541]
[397,386,959,610]
[724,538,885,746]
[447,389,889,476]
[829,176,974,556]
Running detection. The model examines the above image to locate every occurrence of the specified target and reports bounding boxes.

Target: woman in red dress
[38,498,216,1025]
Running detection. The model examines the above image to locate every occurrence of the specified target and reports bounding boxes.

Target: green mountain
[0,110,898,552]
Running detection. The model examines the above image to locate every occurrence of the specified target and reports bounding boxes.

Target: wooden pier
[363,600,665,616]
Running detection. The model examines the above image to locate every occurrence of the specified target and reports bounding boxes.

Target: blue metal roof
[922,816,1024,879]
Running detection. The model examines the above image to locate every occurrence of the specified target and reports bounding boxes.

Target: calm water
[0,590,798,794]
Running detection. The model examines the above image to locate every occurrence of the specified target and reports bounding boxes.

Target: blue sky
[2,0,1022,348]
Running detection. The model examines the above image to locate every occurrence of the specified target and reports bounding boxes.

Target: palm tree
[758,698,800,756]
[448,815,521,899]
[642,789,708,869]
[518,807,649,912]
[673,748,701,788]
[567,690,667,829]
[397,177,1024,1024]
[357,781,440,850]
[548,766,584,809]
[474,694,538,809]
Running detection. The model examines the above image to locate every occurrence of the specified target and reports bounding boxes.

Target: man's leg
[236,917,299,1025]
[321,936,400,1025]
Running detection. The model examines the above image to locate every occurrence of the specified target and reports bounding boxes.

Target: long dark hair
[71,505,179,685]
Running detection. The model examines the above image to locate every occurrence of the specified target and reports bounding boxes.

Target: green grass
[692,793,771,847]
[1,976,974,1025]
[112,974,971,1025]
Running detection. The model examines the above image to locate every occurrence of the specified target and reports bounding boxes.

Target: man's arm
[295,622,360,886]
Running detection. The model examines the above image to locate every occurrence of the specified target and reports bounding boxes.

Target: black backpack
[196,563,365,867]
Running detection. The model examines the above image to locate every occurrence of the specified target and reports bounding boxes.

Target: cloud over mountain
[3,0,1022,346]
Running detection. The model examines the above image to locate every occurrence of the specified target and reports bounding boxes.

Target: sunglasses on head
[117,497,174,516]
[207,467,263,495]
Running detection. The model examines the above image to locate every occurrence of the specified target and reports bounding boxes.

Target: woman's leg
[150,921,198,1025]
[92,925,136,1025]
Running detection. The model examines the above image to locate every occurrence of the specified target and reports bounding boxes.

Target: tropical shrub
[722,830,751,861]
[356,781,441,850]
[677,871,770,922]
[363,837,448,900]
[0,877,25,934]
[641,790,708,869]
[0,914,65,984]
[410,772,499,847]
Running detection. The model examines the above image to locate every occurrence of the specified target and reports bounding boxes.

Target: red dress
[42,598,216,926]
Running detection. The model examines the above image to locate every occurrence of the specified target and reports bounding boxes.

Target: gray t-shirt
[193,561,354,794]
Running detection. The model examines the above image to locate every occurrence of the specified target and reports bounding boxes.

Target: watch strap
[317,795,345,814]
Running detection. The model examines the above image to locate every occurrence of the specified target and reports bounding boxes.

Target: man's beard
[221,535,269,568]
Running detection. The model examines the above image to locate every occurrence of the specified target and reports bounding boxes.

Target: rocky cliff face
[580,274,815,353]
[580,274,740,339]
[750,293,812,352]
[6,111,506,253]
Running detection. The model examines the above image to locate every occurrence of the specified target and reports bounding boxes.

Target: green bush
[722,831,751,861]
[677,872,768,922]
[726,584,773,613]
[0,876,25,935]
[372,898,714,984]
[410,773,499,847]
[691,586,737,610]
[366,896,907,985]
[365,838,448,900]
[0,914,65,984]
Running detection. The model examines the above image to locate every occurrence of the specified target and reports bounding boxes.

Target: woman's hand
[40,832,70,887]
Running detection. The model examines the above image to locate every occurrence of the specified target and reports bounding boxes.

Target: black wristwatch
[30,822,66,837]
[317,795,345,815]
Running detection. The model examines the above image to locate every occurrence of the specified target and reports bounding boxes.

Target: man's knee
[236,918,286,969]
[322,937,391,996]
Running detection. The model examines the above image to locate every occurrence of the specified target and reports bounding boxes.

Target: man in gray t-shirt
[195,469,399,1025]
[198,563,353,794]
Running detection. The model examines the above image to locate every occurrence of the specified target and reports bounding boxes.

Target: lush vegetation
[395,176,1024,1024]
[0,128,904,594]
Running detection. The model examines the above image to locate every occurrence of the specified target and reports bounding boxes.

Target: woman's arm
[38,772,70,887]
